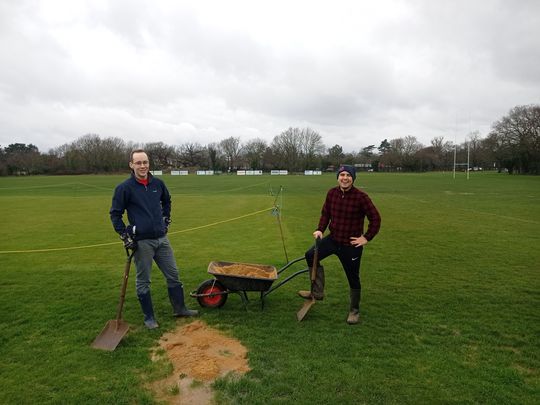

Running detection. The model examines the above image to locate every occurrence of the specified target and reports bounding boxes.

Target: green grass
[0,172,539,404]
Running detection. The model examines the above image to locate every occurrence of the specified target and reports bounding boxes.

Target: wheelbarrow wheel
[196,279,228,308]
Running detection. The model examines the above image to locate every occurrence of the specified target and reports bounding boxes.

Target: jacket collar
[337,184,356,194]
[130,172,154,183]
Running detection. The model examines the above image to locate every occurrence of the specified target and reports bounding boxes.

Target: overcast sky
[1,0,539,153]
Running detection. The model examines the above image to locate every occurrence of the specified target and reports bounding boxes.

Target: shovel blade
[296,298,316,321]
[91,319,129,351]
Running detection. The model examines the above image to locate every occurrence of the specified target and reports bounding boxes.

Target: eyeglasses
[133,160,149,166]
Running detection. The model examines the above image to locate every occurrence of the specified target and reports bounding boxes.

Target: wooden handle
[115,249,134,321]
[310,238,320,282]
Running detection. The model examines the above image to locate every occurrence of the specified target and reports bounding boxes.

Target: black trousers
[305,235,363,290]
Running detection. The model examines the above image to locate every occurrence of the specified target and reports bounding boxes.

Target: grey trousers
[133,236,182,295]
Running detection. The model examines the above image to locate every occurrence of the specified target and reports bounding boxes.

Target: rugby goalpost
[453,141,470,180]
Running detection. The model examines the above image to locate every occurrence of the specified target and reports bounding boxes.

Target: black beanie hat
[337,165,356,181]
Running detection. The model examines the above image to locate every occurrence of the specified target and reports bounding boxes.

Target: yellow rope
[0,206,274,254]
[168,207,273,235]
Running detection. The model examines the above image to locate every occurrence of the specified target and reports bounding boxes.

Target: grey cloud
[1,0,539,153]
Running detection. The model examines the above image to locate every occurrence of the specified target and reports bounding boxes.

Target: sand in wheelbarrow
[212,263,277,278]
[148,320,250,404]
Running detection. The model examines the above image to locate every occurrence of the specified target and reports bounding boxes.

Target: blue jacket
[110,173,171,240]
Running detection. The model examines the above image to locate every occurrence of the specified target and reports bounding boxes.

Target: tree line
[1,104,539,176]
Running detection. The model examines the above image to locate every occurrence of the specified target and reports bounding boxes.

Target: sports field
[0,171,538,404]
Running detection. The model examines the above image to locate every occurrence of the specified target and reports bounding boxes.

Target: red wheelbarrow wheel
[196,279,228,308]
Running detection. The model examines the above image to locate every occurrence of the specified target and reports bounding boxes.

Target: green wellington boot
[168,285,199,317]
[297,266,325,300]
[346,288,361,325]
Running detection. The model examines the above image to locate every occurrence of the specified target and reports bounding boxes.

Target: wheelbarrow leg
[238,291,249,310]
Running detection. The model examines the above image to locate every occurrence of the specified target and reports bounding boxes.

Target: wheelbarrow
[190,256,308,309]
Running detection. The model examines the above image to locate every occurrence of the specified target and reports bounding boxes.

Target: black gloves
[120,225,137,250]
[164,217,171,233]
[119,219,170,249]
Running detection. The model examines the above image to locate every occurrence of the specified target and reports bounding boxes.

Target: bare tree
[489,104,540,174]
[271,127,323,171]
[271,127,303,171]
[401,136,423,170]
[466,130,485,169]
[300,128,325,169]
[220,137,242,171]
[144,142,175,169]
[75,134,102,172]
[206,142,221,170]
[10,105,539,175]
[380,138,404,170]
[100,137,127,172]
[177,142,205,168]
[483,132,509,172]
[414,136,448,171]
[242,138,268,169]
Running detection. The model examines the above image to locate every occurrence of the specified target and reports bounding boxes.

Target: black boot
[137,292,159,329]
[347,288,361,325]
[168,285,199,317]
[298,265,325,300]
[312,265,325,299]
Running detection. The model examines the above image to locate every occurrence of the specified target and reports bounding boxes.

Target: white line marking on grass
[456,208,540,225]
[0,182,114,191]
[76,182,114,191]
[387,193,539,225]
[170,181,271,196]
[386,194,429,204]
[0,182,81,190]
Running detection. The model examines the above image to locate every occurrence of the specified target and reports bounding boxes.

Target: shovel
[91,248,135,351]
[296,237,320,321]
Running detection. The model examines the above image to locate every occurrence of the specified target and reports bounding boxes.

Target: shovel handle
[115,248,135,322]
[310,237,320,282]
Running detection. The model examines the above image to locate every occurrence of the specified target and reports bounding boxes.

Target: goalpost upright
[453,140,470,180]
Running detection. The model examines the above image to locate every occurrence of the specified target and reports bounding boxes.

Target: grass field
[0,171,538,404]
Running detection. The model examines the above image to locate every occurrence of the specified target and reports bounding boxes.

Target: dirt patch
[148,320,250,404]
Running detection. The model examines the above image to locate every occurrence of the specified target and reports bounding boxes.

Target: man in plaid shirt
[299,165,381,324]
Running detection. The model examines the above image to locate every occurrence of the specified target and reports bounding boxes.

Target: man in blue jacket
[110,149,198,329]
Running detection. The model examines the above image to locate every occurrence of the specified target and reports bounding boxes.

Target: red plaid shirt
[317,186,381,244]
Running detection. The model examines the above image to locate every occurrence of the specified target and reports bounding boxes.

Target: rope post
[272,186,288,263]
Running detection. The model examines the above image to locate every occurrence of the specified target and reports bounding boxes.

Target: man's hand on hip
[349,235,368,247]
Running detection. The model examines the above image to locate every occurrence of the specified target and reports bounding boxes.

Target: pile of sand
[149,320,250,404]
[210,263,277,279]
